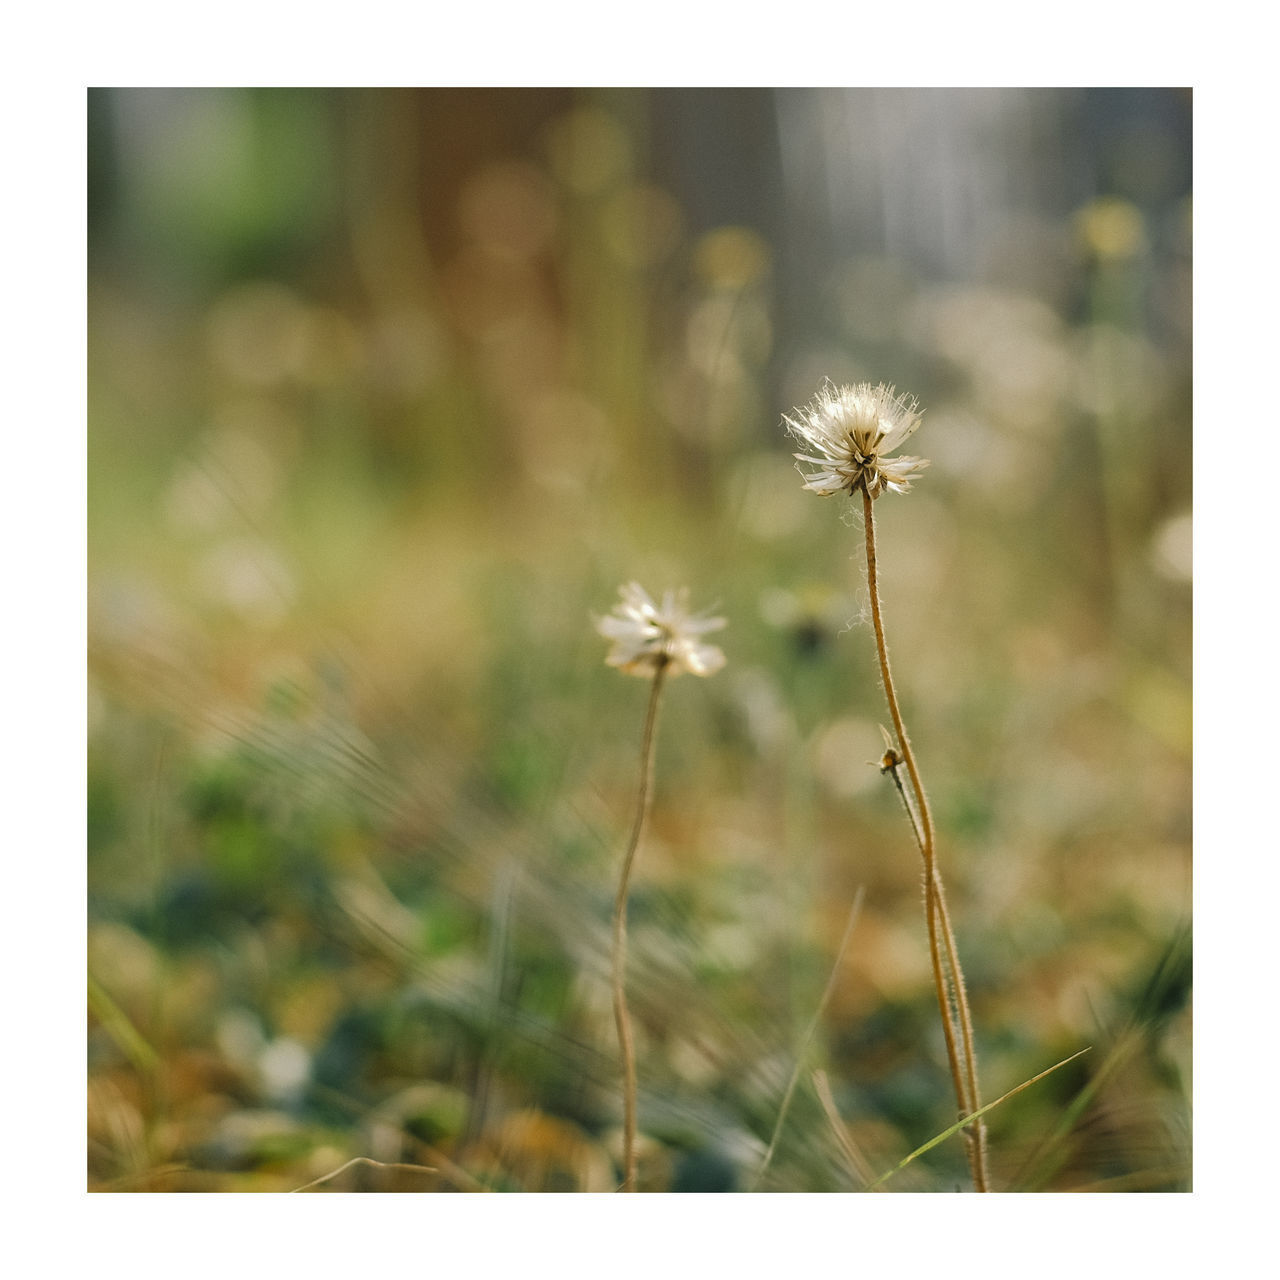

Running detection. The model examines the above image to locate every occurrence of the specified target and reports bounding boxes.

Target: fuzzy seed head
[596,582,726,678]
[784,381,930,499]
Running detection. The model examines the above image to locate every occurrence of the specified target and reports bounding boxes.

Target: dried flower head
[785,381,929,498]
[597,582,726,678]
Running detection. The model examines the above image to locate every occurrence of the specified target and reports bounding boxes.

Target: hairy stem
[611,659,668,1192]
[861,486,990,1192]
[884,754,988,1178]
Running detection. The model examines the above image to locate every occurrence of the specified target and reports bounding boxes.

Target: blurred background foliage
[88,87,1191,1192]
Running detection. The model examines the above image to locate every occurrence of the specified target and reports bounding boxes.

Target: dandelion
[785,381,929,499]
[596,581,724,1190]
[597,581,726,678]
[784,382,990,1191]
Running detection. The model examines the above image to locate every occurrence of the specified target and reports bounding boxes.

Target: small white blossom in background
[785,381,929,498]
[597,582,726,678]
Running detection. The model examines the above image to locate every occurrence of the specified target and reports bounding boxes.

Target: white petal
[880,414,922,453]
[801,472,845,495]
[681,614,726,635]
[619,581,657,617]
[597,614,654,641]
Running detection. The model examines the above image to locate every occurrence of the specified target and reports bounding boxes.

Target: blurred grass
[88,87,1191,1192]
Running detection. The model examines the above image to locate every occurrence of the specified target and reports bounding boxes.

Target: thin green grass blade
[1013,927,1191,1190]
[750,887,865,1191]
[1012,1032,1135,1191]
[88,973,161,1074]
[865,1047,1091,1191]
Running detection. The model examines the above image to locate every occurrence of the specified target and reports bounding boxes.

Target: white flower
[597,582,726,678]
[784,381,929,498]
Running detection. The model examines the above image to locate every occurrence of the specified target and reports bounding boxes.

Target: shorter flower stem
[612,659,668,1192]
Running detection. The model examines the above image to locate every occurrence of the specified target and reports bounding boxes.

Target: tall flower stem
[611,657,669,1192]
[861,487,990,1192]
